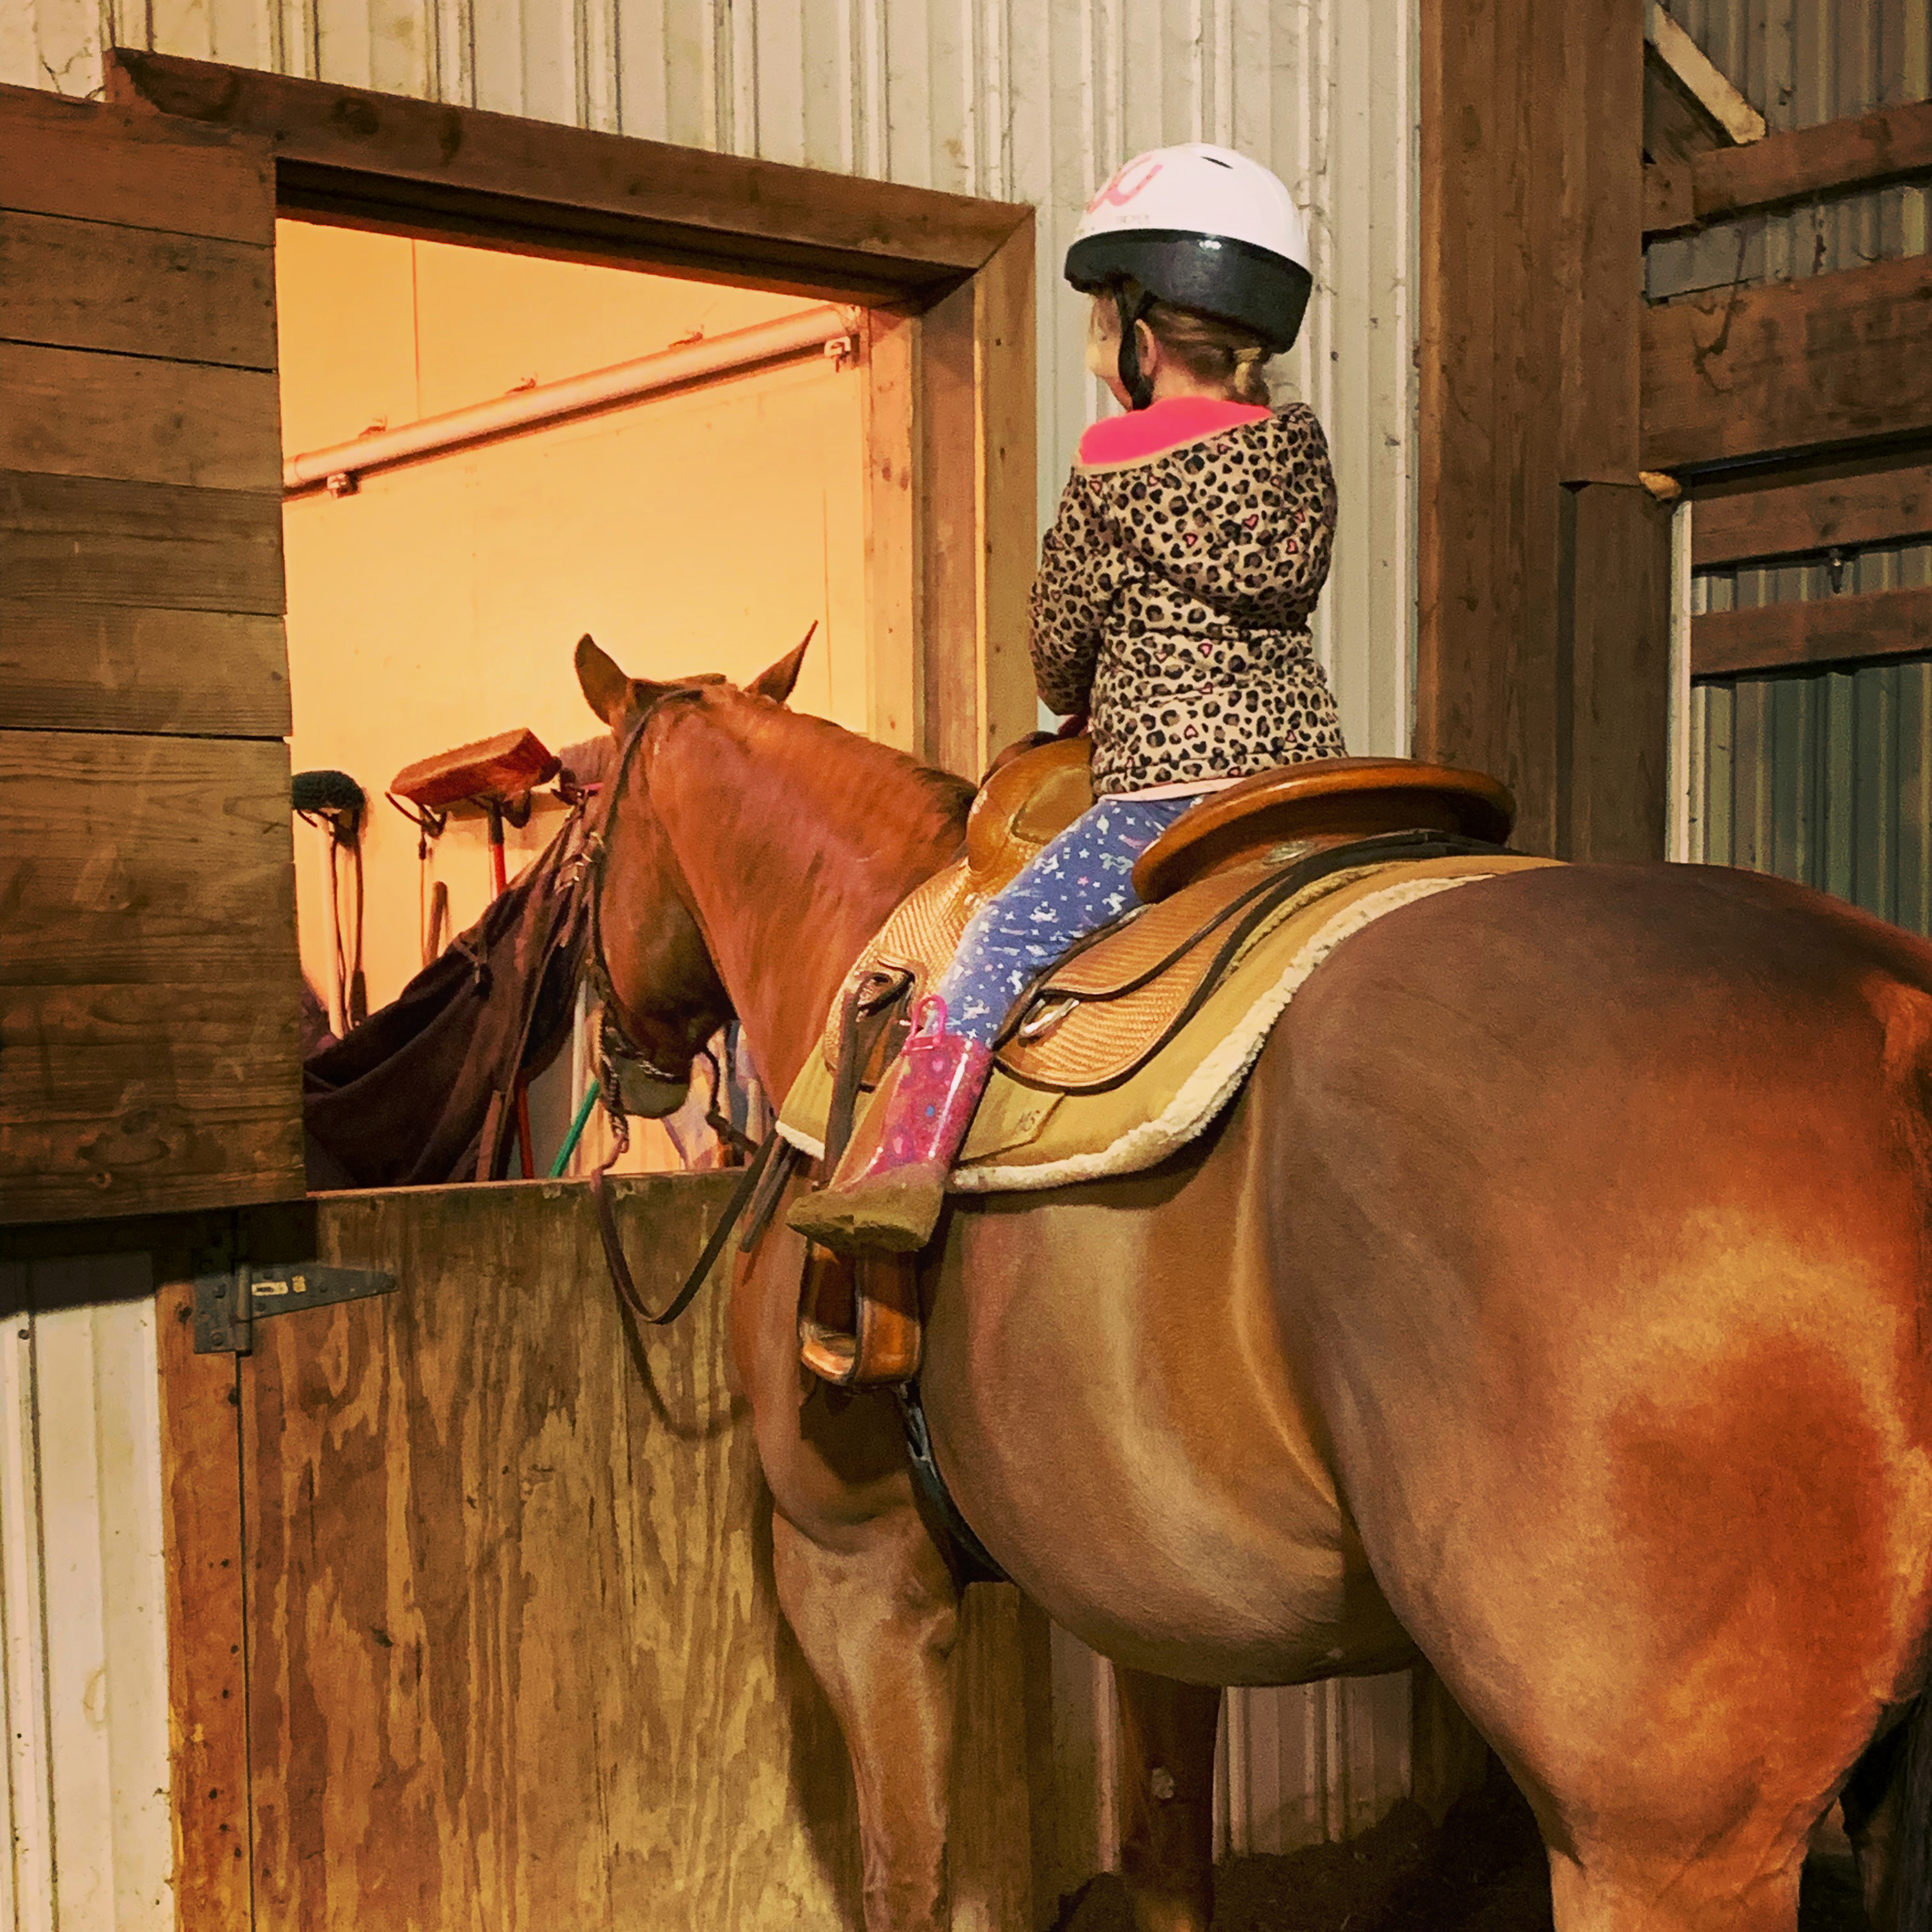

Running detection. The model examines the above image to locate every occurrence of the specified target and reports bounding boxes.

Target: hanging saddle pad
[778,848,1558,1195]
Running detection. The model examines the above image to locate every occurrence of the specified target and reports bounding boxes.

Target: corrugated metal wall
[1692,545,1932,926]
[4,0,1426,1906]
[0,1262,172,1932]
[1655,1,1932,915]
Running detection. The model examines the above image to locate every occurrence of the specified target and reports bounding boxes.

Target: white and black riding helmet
[1067,143,1314,409]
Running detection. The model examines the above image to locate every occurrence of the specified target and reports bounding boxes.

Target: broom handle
[483,797,533,1175]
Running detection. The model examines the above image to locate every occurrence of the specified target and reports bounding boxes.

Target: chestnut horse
[576,635,1932,1932]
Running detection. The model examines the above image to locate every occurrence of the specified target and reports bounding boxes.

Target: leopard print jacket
[1028,404,1345,795]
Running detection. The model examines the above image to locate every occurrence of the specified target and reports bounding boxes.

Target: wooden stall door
[0,85,303,1223]
[161,1177,1044,1932]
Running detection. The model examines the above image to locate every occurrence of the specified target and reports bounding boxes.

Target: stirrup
[797,1247,923,1389]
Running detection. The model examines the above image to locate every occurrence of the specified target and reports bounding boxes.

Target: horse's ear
[576,634,634,726]
[747,622,817,707]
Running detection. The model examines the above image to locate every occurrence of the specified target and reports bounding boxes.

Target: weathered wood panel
[0,82,273,245]
[107,52,1024,303]
[861,310,919,755]
[1692,582,1932,678]
[153,1272,252,1929]
[1691,450,1932,569]
[921,277,982,777]
[0,470,284,614]
[0,730,302,1221]
[1560,482,1673,861]
[1559,0,1644,486]
[1643,257,1932,471]
[0,600,291,737]
[1644,97,1932,238]
[0,342,281,492]
[977,220,1040,765]
[0,211,276,370]
[241,1179,1040,1931]
[1423,0,1642,852]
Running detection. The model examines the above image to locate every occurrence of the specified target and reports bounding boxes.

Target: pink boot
[788,997,993,1255]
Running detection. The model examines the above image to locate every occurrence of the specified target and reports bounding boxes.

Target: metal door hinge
[192,1262,397,1355]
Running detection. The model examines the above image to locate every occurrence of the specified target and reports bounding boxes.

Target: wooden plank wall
[200,1177,1044,1931]
[0,85,304,1222]
[1418,0,1670,861]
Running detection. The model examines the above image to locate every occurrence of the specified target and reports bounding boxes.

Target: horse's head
[574,629,811,1117]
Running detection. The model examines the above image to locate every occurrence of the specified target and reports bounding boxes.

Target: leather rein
[579,693,790,1325]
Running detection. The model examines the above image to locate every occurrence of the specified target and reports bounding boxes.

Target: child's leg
[789,792,1193,1255]
[931,793,1196,1045]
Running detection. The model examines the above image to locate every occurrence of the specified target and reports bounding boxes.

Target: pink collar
[1077,397,1271,468]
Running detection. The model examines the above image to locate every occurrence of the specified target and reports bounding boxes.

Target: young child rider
[790,142,1346,1257]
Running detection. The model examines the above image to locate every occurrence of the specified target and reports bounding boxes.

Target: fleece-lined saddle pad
[778,849,1557,1195]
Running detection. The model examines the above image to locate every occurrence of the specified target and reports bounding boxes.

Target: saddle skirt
[778,837,1559,1195]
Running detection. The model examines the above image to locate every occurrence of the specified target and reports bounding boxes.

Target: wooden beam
[974,217,1040,765]
[0,342,281,493]
[1562,0,1645,484]
[860,311,919,755]
[1641,256,1932,472]
[1645,97,1932,238]
[153,1268,252,1932]
[1691,447,1932,567]
[1643,1,1765,148]
[106,51,1028,309]
[1560,483,1673,860]
[0,211,276,370]
[1692,581,1932,678]
[0,80,272,243]
[0,470,284,613]
[0,729,303,1223]
[0,601,291,737]
[1421,0,1653,855]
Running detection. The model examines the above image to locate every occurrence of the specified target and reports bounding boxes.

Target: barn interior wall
[4,0,1428,1909]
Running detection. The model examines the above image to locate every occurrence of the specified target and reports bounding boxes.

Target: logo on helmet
[1087,157,1164,213]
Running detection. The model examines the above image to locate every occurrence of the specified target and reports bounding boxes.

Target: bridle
[579,687,786,1326]
[579,694,699,1125]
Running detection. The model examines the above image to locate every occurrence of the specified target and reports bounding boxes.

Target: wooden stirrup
[1132,756,1515,903]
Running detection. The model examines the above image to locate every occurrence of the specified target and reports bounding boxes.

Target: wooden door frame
[105,49,1039,778]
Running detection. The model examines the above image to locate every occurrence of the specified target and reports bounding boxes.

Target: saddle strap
[594,1129,778,1325]
[824,966,914,1172]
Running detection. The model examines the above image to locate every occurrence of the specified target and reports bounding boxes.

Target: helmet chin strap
[1114,285,1157,411]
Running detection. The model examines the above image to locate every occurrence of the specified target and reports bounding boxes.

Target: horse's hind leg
[772,1505,961,1932]
[1114,1667,1222,1932]
[1546,1839,1804,1932]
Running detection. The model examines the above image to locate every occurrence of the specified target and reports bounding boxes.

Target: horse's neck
[656,707,965,1100]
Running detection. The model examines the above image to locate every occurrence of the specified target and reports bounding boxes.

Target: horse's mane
[707,689,976,855]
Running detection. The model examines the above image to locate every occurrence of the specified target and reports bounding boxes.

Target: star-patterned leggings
[929,793,1197,1047]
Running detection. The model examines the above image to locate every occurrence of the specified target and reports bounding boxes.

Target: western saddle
[797,740,1515,1388]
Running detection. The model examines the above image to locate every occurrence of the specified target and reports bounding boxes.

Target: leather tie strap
[594,1130,778,1326]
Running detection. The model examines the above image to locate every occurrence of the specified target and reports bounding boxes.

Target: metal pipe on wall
[283,303,862,496]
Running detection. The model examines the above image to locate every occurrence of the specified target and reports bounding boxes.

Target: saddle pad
[820,850,1343,1094]
[780,852,1558,1195]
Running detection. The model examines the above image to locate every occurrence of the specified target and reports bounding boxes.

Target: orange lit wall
[277,222,868,1170]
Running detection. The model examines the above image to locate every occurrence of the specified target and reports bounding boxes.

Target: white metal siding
[0,1264,171,1932]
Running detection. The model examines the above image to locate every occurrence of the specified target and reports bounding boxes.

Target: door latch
[192,1261,397,1355]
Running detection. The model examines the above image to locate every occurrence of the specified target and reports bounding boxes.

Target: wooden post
[920,217,1038,781]
[1419,0,1669,862]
